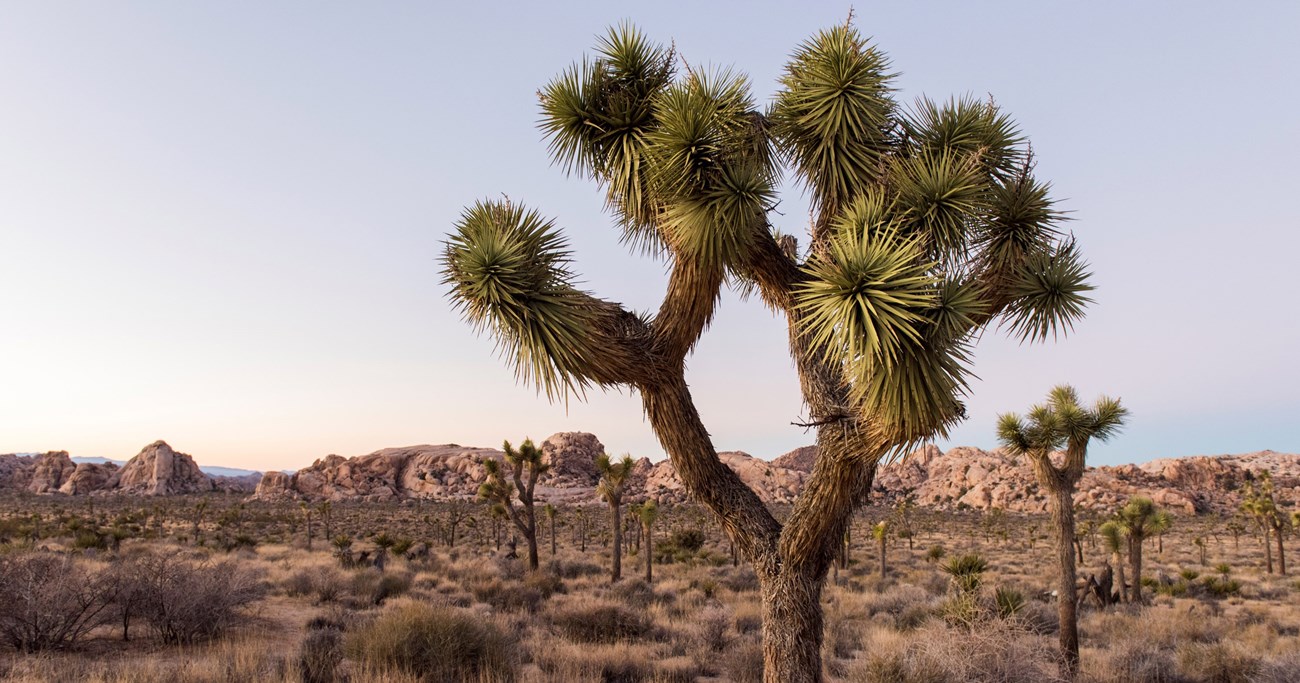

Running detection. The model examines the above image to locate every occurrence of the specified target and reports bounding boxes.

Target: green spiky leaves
[1002,239,1094,342]
[651,70,776,266]
[794,204,976,441]
[772,25,897,215]
[442,200,595,401]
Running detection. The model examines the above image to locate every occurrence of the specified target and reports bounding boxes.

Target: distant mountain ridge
[7,436,1296,513]
[253,433,1298,514]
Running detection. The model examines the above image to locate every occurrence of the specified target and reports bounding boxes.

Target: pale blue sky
[2,2,1297,471]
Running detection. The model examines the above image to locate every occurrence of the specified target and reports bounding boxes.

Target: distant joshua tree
[997,385,1127,678]
[478,439,549,570]
[544,503,558,557]
[872,521,889,580]
[299,502,314,552]
[596,453,635,583]
[637,499,659,583]
[1098,520,1126,604]
[1242,472,1288,575]
[1114,497,1171,602]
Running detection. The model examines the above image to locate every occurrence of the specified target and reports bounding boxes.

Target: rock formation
[28,451,78,494]
[59,461,119,495]
[110,441,215,496]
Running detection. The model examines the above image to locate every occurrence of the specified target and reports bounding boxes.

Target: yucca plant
[997,385,1127,677]
[1098,520,1127,604]
[441,20,1093,681]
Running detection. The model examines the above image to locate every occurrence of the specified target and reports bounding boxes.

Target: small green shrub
[994,586,1025,618]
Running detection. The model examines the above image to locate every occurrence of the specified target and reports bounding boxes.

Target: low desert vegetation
[1,489,1298,682]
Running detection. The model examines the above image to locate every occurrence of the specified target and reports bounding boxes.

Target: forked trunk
[759,565,824,683]
[1048,486,1080,678]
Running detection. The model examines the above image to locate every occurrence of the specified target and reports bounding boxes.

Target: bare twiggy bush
[345,600,516,683]
[0,552,116,652]
[129,553,265,644]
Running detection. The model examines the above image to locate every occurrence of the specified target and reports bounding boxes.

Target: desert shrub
[926,544,946,563]
[545,557,604,579]
[612,578,656,608]
[1094,639,1179,683]
[131,554,265,644]
[1253,652,1300,683]
[350,568,411,606]
[283,568,317,597]
[717,565,759,592]
[720,639,764,683]
[1177,642,1260,683]
[0,552,116,652]
[345,601,516,682]
[298,627,343,683]
[694,606,731,652]
[670,529,705,552]
[468,576,542,613]
[549,598,653,643]
[1179,568,1200,581]
[522,571,564,598]
[1202,576,1242,598]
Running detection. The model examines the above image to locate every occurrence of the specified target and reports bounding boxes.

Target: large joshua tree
[997,385,1128,679]
[442,22,1093,681]
[478,439,548,570]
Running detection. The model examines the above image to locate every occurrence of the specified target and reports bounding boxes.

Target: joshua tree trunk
[1264,528,1274,574]
[759,566,824,683]
[525,521,540,570]
[1274,526,1286,576]
[644,520,653,584]
[1048,487,1081,678]
[1128,536,1144,603]
[1111,550,1127,604]
[550,516,557,557]
[609,501,623,583]
[877,531,887,580]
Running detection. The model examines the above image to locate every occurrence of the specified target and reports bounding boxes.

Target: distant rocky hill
[0,441,258,496]
[252,432,1297,513]
[7,433,1294,513]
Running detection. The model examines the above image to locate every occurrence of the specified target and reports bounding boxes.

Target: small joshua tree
[638,499,659,583]
[332,535,354,569]
[596,453,635,583]
[478,439,549,570]
[1115,497,1170,602]
[997,384,1127,678]
[1242,471,1288,575]
[300,502,314,552]
[1098,520,1126,604]
[872,521,889,580]
[544,503,558,557]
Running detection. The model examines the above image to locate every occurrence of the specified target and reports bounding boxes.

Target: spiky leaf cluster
[997,385,1128,456]
[442,201,595,400]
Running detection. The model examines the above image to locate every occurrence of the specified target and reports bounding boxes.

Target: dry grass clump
[847,619,1065,683]
[547,595,655,643]
[344,599,516,683]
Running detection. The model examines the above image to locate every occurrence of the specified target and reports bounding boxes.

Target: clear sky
[2,2,1297,472]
